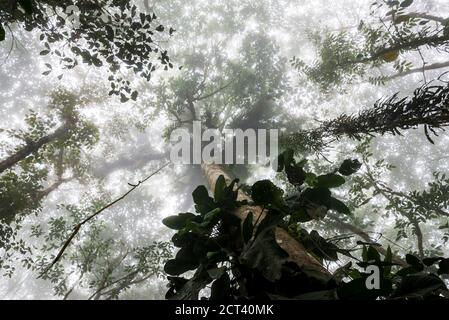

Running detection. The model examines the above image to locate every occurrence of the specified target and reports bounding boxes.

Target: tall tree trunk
[0,123,71,174]
[201,163,331,280]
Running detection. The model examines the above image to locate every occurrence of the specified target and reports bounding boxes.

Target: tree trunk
[0,123,71,174]
[201,163,331,280]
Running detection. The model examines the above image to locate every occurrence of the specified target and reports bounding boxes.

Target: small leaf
[162,213,197,230]
[315,174,345,189]
[240,227,288,282]
[338,159,362,176]
[367,246,381,262]
[200,208,221,228]
[400,0,413,8]
[18,0,33,14]
[392,274,446,298]
[422,257,444,267]
[0,24,5,42]
[164,257,198,276]
[192,186,215,215]
[242,212,254,244]
[438,258,449,275]
[285,164,306,186]
[214,175,226,202]
[406,254,424,271]
[329,197,351,215]
[105,25,114,41]
[210,272,230,300]
[207,267,226,280]
[251,180,284,207]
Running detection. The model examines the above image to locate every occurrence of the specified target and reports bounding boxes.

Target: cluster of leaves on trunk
[291,0,449,91]
[162,150,449,300]
[0,0,174,101]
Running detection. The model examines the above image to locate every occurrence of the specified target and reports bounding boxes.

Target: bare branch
[40,162,170,276]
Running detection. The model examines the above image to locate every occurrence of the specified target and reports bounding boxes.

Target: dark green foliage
[0,1,173,100]
[339,159,362,176]
[251,180,284,207]
[0,24,5,41]
[162,153,449,300]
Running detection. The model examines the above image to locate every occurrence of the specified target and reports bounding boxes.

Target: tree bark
[0,123,71,174]
[201,163,331,280]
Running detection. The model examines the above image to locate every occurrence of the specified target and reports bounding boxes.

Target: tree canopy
[1,0,449,302]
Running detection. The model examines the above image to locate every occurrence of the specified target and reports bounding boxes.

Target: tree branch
[40,162,170,276]
[0,122,71,174]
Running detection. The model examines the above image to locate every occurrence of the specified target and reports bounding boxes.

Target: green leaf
[422,257,444,267]
[305,172,317,186]
[240,227,288,282]
[338,159,362,176]
[207,250,227,262]
[162,213,197,230]
[406,254,424,271]
[0,24,5,42]
[165,266,212,300]
[105,25,114,41]
[18,0,33,14]
[285,164,306,186]
[207,267,226,280]
[276,152,285,172]
[400,0,413,8]
[301,187,332,208]
[315,174,345,189]
[242,212,254,244]
[366,246,381,262]
[40,50,50,56]
[251,180,284,207]
[438,258,449,275]
[392,274,446,298]
[337,277,392,300]
[210,272,231,300]
[214,175,226,202]
[329,197,351,215]
[164,257,198,276]
[396,266,421,277]
[200,208,221,228]
[192,186,215,215]
[290,207,313,223]
[281,149,294,168]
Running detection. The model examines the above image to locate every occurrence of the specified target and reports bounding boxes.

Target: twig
[40,162,170,276]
